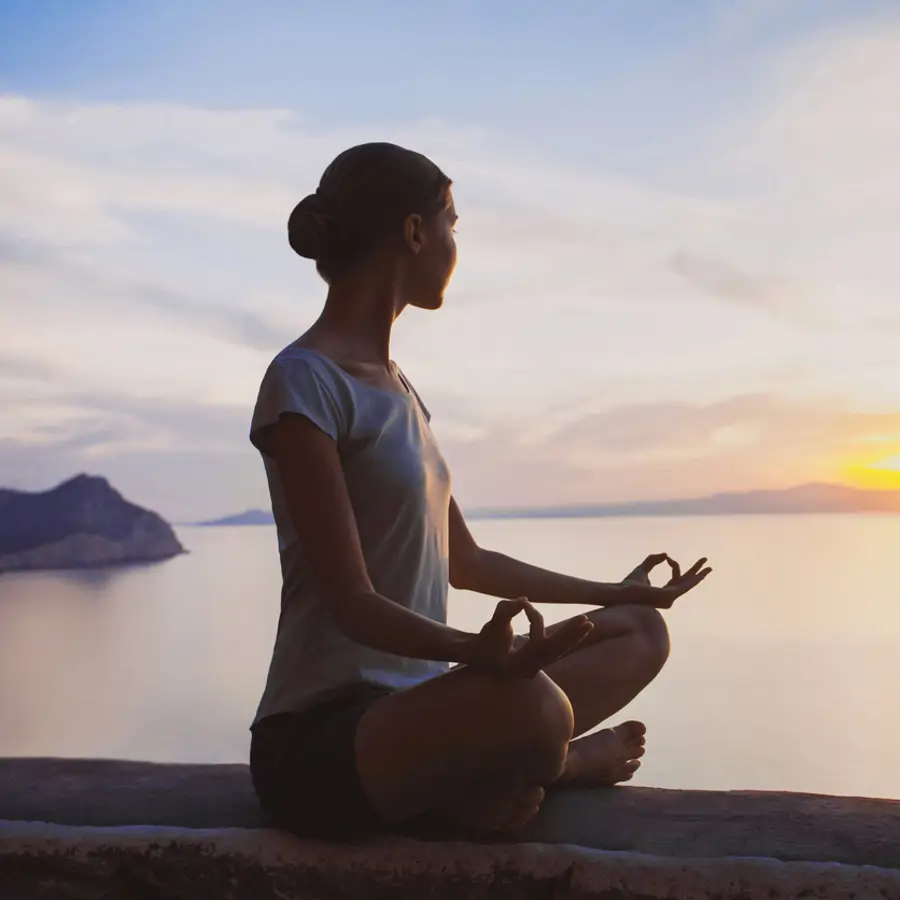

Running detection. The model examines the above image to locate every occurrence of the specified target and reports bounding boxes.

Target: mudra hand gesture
[621,553,712,609]
[467,597,593,677]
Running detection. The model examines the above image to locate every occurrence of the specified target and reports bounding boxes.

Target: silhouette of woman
[248,142,711,839]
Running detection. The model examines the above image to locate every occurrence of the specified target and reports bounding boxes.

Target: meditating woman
[248,142,711,840]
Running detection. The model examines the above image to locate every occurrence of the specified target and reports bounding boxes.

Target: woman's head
[288,142,457,309]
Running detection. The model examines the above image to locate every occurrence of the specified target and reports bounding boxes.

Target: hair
[287,142,452,283]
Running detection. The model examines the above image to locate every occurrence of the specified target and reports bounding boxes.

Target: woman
[248,142,711,840]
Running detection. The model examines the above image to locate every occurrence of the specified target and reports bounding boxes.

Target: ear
[403,213,424,254]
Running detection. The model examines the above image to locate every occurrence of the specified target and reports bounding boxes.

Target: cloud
[670,250,777,308]
[0,235,290,351]
[2,17,900,514]
[441,393,900,508]
[0,385,259,520]
[707,21,900,323]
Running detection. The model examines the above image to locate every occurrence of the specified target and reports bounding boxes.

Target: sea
[2,514,899,800]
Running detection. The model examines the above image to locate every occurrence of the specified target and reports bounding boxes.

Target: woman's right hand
[464,597,594,678]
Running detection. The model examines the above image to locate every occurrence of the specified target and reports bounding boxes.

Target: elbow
[449,546,484,591]
[327,597,356,639]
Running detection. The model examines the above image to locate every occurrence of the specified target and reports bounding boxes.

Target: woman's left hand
[619,553,712,609]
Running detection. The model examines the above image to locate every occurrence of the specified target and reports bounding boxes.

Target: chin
[412,294,445,311]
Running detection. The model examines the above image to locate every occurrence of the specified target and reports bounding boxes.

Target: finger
[686,567,713,584]
[665,556,682,583]
[671,567,713,596]
[513,616,592,674]
[640,552,669,572]
[489,597,526,628]
[685,557,708,578]
[540,616,593,661]
[520,598,545,643]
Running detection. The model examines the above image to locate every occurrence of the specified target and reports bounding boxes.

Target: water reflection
[1,517,899,799]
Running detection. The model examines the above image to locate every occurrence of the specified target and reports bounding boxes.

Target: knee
[620,605,670,674]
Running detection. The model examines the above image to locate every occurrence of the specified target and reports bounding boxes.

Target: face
[404,191,458,310]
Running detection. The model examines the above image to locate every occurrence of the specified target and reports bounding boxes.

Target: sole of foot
[558,720,647,787]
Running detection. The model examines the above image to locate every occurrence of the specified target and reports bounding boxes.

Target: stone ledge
[4,821,900,900]
[3,758,900,868]
[2,758,900,899]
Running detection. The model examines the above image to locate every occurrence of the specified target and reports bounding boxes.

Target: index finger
[490,597,527,627]
[640,552,669,572]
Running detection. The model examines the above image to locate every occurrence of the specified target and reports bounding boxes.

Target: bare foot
[557,721,646,787]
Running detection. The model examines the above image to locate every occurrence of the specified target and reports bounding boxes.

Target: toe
[617,720,647,740]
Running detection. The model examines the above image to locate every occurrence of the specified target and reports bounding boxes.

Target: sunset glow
[842,455,900,491]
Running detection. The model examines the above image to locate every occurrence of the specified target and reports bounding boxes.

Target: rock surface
[3,758,900,862]
[0,474,184,572]
[4,820,900,900]
[2,758,900,898]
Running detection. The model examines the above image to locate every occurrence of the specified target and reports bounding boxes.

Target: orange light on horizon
[842,453,900,491]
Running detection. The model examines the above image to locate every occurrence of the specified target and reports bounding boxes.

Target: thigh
[354,665,574,826]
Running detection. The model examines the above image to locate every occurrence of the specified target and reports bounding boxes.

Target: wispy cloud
[440,393,900,508]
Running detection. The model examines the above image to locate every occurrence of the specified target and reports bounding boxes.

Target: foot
[557,720,646,787]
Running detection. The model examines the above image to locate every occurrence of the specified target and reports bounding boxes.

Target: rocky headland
[0,474,185,573]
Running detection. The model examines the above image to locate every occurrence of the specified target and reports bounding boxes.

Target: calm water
[2,515,899,799]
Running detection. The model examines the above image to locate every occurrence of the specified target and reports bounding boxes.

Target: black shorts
[250,683,394,840]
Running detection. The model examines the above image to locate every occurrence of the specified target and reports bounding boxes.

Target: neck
[312,264,406,364]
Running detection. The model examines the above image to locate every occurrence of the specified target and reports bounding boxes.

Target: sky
[2,0,900,520]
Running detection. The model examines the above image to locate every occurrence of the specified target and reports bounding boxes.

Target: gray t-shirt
[249,345,452,725]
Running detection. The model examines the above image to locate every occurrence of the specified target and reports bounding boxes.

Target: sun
[842,454,900,491]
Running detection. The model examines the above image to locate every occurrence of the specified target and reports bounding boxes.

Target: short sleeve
[249,356,347,457]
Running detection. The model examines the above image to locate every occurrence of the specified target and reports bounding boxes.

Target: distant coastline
[194,482,900,526]
[194,510,276,527]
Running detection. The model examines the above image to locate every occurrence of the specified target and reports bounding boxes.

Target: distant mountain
[195,509,274,527]
[0,474,185,573]
[468,483,900,519]
[195,482,900,528]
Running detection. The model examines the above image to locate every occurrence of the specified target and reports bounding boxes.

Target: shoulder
[263,346,352,396]
[250,346,356,451]
[267,344,329,378]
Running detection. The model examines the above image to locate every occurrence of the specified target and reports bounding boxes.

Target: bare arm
[270,414,477,663]
[449,498,630,606]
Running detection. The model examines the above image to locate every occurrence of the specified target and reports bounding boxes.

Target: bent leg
[542,605,670,786]
[354,666,573,833]
[355,605,670,829]
[545,604,670,736]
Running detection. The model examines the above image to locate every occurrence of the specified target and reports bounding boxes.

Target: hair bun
[287,192,335,260]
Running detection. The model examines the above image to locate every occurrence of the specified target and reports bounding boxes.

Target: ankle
[555,741,583,786]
